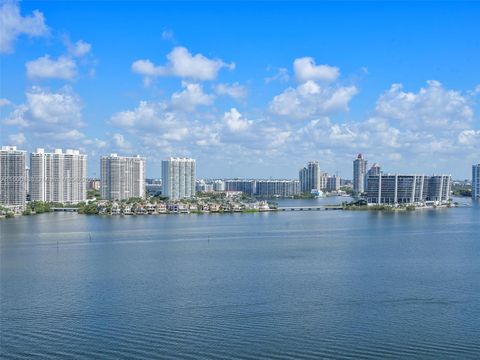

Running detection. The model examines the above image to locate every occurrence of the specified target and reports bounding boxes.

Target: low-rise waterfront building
[366,174,452,205]
[225,179,256,196]
[255,180,300,197]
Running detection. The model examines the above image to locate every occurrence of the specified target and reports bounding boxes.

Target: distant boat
[258,201,271,211]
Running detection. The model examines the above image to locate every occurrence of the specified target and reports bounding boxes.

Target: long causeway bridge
[52,207,79,212]
[277,205,343,211]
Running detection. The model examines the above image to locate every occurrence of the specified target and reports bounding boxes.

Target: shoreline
[1,203,459,219]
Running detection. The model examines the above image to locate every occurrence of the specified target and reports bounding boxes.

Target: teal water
[1,199,479,359]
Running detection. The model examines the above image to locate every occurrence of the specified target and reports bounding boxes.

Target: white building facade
[101,154,146,201]
[161,157,196,200]
[319,172,329,190]
[255,180,300,197]
[224,180,256,195]
[0,146,27,208]
[353,154,368,195]
[30,148,87,204]
[366,174,452,205]
[213,180,225,192]
[299,161,320,193]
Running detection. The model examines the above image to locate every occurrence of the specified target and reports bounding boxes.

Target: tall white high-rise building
[162,157,196,200]
[299,161,320,193]
[101,154,146,201]
[30,148,87,203]
[0,146,27,208]
[353,153,368,195]
[473,164,480,199]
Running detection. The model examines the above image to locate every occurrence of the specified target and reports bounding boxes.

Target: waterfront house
[209,203,221,212]
[156,203,167,213]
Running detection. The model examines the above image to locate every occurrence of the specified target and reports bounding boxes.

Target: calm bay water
[1,198,479,359]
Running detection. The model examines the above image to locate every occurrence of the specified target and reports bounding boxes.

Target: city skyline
[2,3,480,360]
[0,144,471,181]
[1,1,480,179]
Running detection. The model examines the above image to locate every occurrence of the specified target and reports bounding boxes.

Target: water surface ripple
[1,198,479,359]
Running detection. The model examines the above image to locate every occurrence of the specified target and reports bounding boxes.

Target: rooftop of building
[163,157,196,162]
[1,145,26,152]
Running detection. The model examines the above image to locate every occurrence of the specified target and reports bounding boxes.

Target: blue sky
[1,0,479,179]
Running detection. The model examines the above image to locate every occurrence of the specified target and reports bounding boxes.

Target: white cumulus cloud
[110,101,162,128]
[8,132,26,145]
[376,80,474,130]
[223,108,251,132]
[131,59,157,76]
[294,57,340,83]
[37,129,85,141]
[269,80,358,119]
[161,29,175,41]
[163,127,189,141]
[26,55,77,80]
[113,133,131,150]
[2,86,83,130]
[132,46,234,82]
[171,82,214,111]
[0,98,11,107]
[265,67,289,84]
[1,87,88,149]
[458,130,480,146]
[26,87,82,125]
[0,0,48,53]
[68,39,91,57]
[214,83,247,100]
[109,100,191,144]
